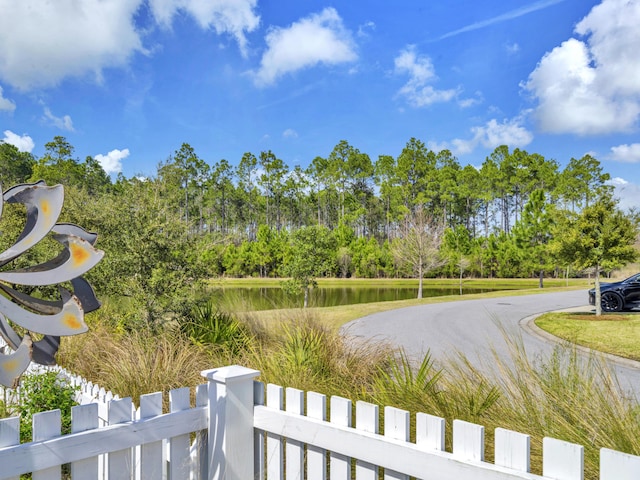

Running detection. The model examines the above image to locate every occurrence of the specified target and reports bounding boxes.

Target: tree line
[0,135,637,316]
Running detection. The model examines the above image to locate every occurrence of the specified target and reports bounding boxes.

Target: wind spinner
[0,182,103,387]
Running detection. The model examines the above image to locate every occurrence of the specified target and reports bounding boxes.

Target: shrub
[15,371,78,443]
[178,300,250,354]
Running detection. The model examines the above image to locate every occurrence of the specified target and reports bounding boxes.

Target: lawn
[246,284,587,330]
[535,312,640,361]
[219,278,589,328]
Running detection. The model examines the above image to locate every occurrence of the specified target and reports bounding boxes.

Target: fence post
[202,365,260,480]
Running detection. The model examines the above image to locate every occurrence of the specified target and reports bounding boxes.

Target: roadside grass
[535,311,640,361]
[248,285,587,330]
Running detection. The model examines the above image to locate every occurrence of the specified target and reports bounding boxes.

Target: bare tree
[392,206,446,298]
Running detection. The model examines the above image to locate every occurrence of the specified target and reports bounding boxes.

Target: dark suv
[589,273,640,312]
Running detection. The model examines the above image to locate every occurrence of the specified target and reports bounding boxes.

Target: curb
[520,307,640,370]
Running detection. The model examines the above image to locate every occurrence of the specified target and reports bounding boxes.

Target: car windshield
[623,274,640,284]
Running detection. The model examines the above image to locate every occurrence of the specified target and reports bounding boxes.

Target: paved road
[342,290,640,396]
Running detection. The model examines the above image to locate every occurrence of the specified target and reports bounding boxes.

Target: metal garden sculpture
[0,182,103,387]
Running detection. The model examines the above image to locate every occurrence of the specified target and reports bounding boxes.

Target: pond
[209,285,516,310]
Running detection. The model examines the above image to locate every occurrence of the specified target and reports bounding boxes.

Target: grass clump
[481,336,640,478]
[368,336,640,479]
[246,313,392,397]
[58,324,213,409]
[178,299,251,354]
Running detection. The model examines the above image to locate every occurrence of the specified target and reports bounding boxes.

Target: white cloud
[149,0,259,56]
[426,141,450,153]
[42,107,74,132]
[458,91,484,109]
[2,130,35,152]
[0,86,15,112]
[95,148,130,175]
[476,118,534,148]
[523,0,640,135]
[609,143,640,164]
[505,42,520,55]
[394,46,458,107]
[357,21,376,38]
[0,0,145,90]
[450,117,534,155]
[608,177,640,212]
[282,128,298,139]
[253,8,357,87]
[0,0,260,90]
[450,138,474,156]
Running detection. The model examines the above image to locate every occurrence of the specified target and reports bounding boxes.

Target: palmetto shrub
[178,299,250,354]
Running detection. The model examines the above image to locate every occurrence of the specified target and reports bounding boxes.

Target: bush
[15,371,78,443]
[178,300,250,354]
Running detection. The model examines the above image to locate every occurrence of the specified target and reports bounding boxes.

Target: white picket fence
[1,364,640,479]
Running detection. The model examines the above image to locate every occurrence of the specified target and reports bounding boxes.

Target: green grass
[205,277,590,329]
[535,312,640,361]
[247,284,587,330]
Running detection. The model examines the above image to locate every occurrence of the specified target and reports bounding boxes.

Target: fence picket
[453,419,485,462]
[108,397,134,479]
[307,392,327,480]
[330,396,352,480]
[285,388,304,480]
[0,417,19,480]
[32,409,61,480]
[254,381,266,480]
[194,383,209,480]
[266,384,284,480]
[355,401,379,480]
[71,403,99,479]
[139,392,164,480]
[495,428,530,473]
[170,387,192,480]
[600,448,640,480]
[385,406,410,480]
[416,412,445,452]
[542,437,583,480]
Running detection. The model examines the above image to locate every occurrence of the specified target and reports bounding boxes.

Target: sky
[1,0,639,210]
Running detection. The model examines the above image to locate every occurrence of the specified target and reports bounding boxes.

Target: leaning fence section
[1,365,640,479]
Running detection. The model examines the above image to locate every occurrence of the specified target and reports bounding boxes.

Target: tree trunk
[539,269,544,288]
[417,263,423,299]
[304,287,309,308]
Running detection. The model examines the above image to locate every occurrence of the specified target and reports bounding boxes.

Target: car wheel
[601,292,623,312]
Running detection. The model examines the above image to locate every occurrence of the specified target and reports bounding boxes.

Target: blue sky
[1,0,639,209]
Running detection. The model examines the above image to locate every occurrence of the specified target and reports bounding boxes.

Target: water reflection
[210,286,511,311]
